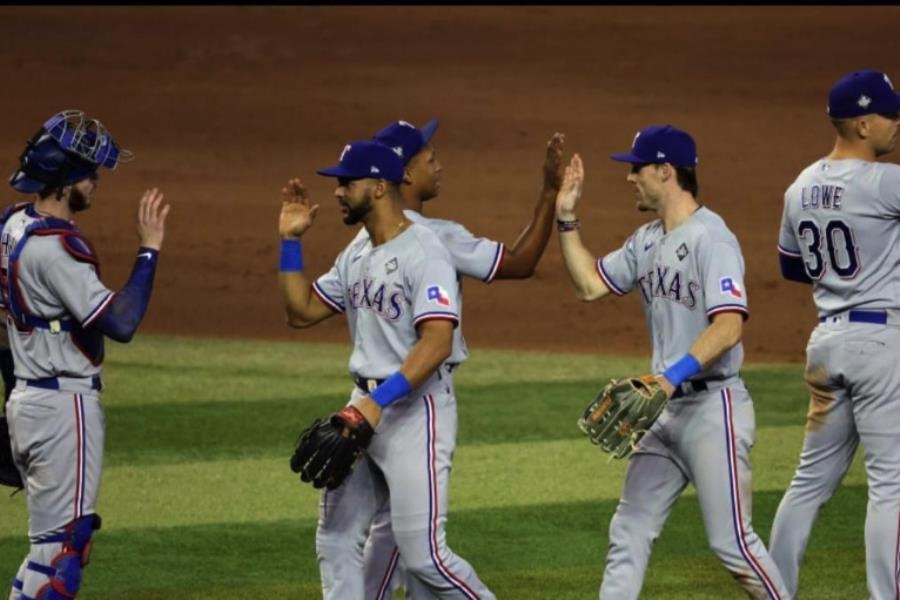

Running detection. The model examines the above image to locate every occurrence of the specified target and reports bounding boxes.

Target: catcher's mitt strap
[334,405,367,429]
[332,405,375,449]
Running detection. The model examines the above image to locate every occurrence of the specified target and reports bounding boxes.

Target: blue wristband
[279,239,303,272]
[662,354,702,388]
[370,372,413,408]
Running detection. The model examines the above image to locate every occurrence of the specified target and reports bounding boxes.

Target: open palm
[279,178,320,239]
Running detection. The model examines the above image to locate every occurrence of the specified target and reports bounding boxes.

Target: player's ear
[373,179,387,199]
[658,163,673,182]
[855,116,872,140]
[55,184,73,202]
[402,168,413,185]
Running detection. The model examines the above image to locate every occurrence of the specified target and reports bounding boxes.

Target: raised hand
[279,178,320,240]
[543,132,566,190]
[136,188,170,250]
[556,153,584,221]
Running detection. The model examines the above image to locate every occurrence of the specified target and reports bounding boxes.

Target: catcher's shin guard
[31,514,102,599]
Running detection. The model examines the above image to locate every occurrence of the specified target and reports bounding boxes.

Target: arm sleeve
[699,238,749,320]
[408,249,460,328]
[89,248,159,342]
[777,192,802,258]
[440,222,505,282]
[776,191,812,283]
[596,233,639,296]
[312,252,346,314]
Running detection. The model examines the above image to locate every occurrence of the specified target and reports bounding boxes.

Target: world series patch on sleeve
[578,375,668,459]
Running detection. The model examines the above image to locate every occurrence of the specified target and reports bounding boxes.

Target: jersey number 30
[797,219,860,279]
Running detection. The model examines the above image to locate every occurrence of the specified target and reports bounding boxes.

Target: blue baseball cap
[610,125,698,168]
[372,118,439,165]
[316,140,405,183]
[827,70,900,119]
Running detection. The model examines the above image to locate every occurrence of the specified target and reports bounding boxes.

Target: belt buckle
[49,320,61,334]
[366,379,378,393]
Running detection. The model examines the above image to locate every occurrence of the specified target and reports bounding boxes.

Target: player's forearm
[91,247,158,343]
[558,230,610,301]
[399,325,453,389]
[689,313,743,367]
[278,272,319,328]
[497,187,557,279]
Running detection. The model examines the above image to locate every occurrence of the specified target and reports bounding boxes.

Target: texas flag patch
[426,285,451,306]
[720,277,743,299]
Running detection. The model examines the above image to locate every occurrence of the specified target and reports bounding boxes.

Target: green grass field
[0,336,869,599]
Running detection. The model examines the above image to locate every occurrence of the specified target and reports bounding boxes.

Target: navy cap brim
[9,172,47,194]
[316,165,357,179]
[420,118,439,143]
[610,152,645,164]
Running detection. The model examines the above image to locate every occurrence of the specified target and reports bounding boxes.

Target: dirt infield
[1,7,898,362]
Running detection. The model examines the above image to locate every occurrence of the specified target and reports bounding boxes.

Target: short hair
[674,166,699,198]
[830,118,855,138]
[37,185,62,200]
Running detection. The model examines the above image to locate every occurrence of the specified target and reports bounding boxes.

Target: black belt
[25,376,102,391]
[354,376,385,394]
[819,310,888,325]
[353,364,458,394]
[671,379,709,399]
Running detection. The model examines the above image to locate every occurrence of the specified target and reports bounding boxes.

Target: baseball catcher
[578,375,668,459]
[290,405,374,490]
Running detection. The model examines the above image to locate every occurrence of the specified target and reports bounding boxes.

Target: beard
[68,185,91,212]
[420,184,440,203]
[342,191,373,225]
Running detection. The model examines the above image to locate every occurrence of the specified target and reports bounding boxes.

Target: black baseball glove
[290,405,374,490]
[0,415,23,490]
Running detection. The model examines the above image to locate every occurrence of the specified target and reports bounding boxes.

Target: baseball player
[2,110,169,600]
[357,119,563,599]
[278,140,495,599]
[769,69,900,599]
[556,125,788,599]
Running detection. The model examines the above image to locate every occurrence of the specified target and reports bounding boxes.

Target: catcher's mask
[9,110,133,194]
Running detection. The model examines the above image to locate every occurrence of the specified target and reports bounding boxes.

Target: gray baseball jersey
[597,206,748,377]
[344,210,504,366]
[770,159,900,599]
[1,206,112,379]
[778,159,900,316]
[313,222,460,378]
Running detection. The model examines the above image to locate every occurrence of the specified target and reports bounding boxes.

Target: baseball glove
[290,405,374,490]
[577,375,668,459]
[0,415,23,490]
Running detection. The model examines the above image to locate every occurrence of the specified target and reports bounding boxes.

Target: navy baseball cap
[316,140,405,183]
[828,70,900,119]
[372,118,439,165]
[610,125,698,168]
